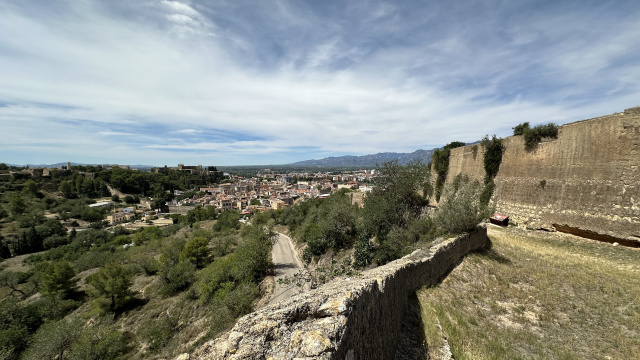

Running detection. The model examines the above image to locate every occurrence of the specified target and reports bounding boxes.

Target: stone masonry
[445,107,640,242]
[192,225,487,359]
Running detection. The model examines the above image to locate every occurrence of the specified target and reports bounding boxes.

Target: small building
[89,201,113,208]
[107,212,135,225]
[271,200,285,210]
[219,197,233,212]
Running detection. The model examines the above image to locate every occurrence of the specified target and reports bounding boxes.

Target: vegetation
[478,134,505,207]
[0,210,273,359]
[431,141,465,201]
[481,135,504,181]
[0,165,227,260]
[279,160,489,266]
[0,158,494,358]
[432,175,493,234]
[419,226,640,360]
[512,122,559,149]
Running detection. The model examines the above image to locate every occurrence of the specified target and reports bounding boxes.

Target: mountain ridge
[288,149,435,167]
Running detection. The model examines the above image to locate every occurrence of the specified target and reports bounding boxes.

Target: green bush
[144,313,178,352]
[68,324,132,360]
[20,318,82,360]
[481,135,505,181]
[513,122,559,149]
[431,142,465,201]
[181,237,211,268]
[160,260,196,296]
[352,234,373,269]
[213,210,241,232]
[512,122,530,135]
[86,263,134,313]
[433,178,492,234]
[40,261,77,298]
[479,180,496,207]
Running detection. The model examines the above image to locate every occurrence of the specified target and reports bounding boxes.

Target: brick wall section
[193,225,487,360]
[445,107,640,240]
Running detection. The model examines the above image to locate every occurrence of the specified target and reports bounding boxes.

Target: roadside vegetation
[418,226,640,359]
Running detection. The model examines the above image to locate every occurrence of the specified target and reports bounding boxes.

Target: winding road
[270,233,304,304]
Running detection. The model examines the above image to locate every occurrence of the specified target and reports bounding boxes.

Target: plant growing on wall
[431,141,465,201]
[481,135,505,181]
[513,122,559,150]
[479,135,504,206]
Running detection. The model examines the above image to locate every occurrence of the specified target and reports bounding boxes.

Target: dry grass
[418,225,640,360]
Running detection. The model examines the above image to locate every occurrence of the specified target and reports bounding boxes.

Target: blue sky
[1,0,639,166]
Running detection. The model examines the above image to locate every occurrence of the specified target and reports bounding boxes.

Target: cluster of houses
[77,167,380,226]
[169,169,378,215]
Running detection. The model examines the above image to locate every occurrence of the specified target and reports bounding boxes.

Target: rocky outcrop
[193,225,487,360]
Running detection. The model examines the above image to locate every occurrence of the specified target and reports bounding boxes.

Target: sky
[1,0,639,166]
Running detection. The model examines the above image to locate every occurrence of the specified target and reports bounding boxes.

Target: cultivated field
[418,225,640,360]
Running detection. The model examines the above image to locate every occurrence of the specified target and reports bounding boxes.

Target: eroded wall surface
[446,107,640,240]
[193,226,487,360]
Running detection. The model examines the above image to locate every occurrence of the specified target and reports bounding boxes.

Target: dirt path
[269,232,304,305]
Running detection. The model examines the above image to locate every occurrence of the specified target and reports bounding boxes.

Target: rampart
[193,225,487,359]
[446,107,640,243]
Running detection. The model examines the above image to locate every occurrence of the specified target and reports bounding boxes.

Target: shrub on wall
[481,135,505,181]
[512,122,530,136]
[431,141,465,201]
[513,122,559,150]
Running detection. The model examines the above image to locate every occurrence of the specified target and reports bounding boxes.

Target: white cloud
[98,131,136,136]
[1,0,639,165]
[161,0,199,17]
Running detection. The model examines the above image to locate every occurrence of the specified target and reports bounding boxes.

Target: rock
[175,353,189,360]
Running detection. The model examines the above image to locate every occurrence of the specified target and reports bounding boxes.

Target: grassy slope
[418,226,640,360]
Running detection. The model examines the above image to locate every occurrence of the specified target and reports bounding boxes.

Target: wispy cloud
[1,0,639,165]
[98,131,136,136]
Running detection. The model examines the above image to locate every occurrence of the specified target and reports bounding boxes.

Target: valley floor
[418,225,640,360]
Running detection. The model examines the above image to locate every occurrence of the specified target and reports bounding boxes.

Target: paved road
[270,233,304,304]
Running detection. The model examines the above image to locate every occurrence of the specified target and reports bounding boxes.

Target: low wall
[167,205,196,215]
[194,225,487,360]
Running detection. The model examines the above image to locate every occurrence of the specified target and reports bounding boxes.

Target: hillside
[289,149,435,167]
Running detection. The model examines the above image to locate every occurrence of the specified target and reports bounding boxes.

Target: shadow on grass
[67,289,88,303]
[394,292,429,360]
[475,237,511,264]
[116,297,149,317]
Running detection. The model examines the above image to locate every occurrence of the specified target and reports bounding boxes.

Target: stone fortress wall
[194,226,487,359]
[446,107,640,244]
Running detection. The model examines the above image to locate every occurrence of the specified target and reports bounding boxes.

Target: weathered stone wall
[168,205,196,215]
[445,107,640,241]
[194,225,487,360]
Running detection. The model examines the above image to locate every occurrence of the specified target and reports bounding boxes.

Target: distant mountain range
[6,147,451,169]
[288,149,435,167]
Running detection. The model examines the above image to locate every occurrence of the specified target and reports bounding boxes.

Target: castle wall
[446,107,640,241]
